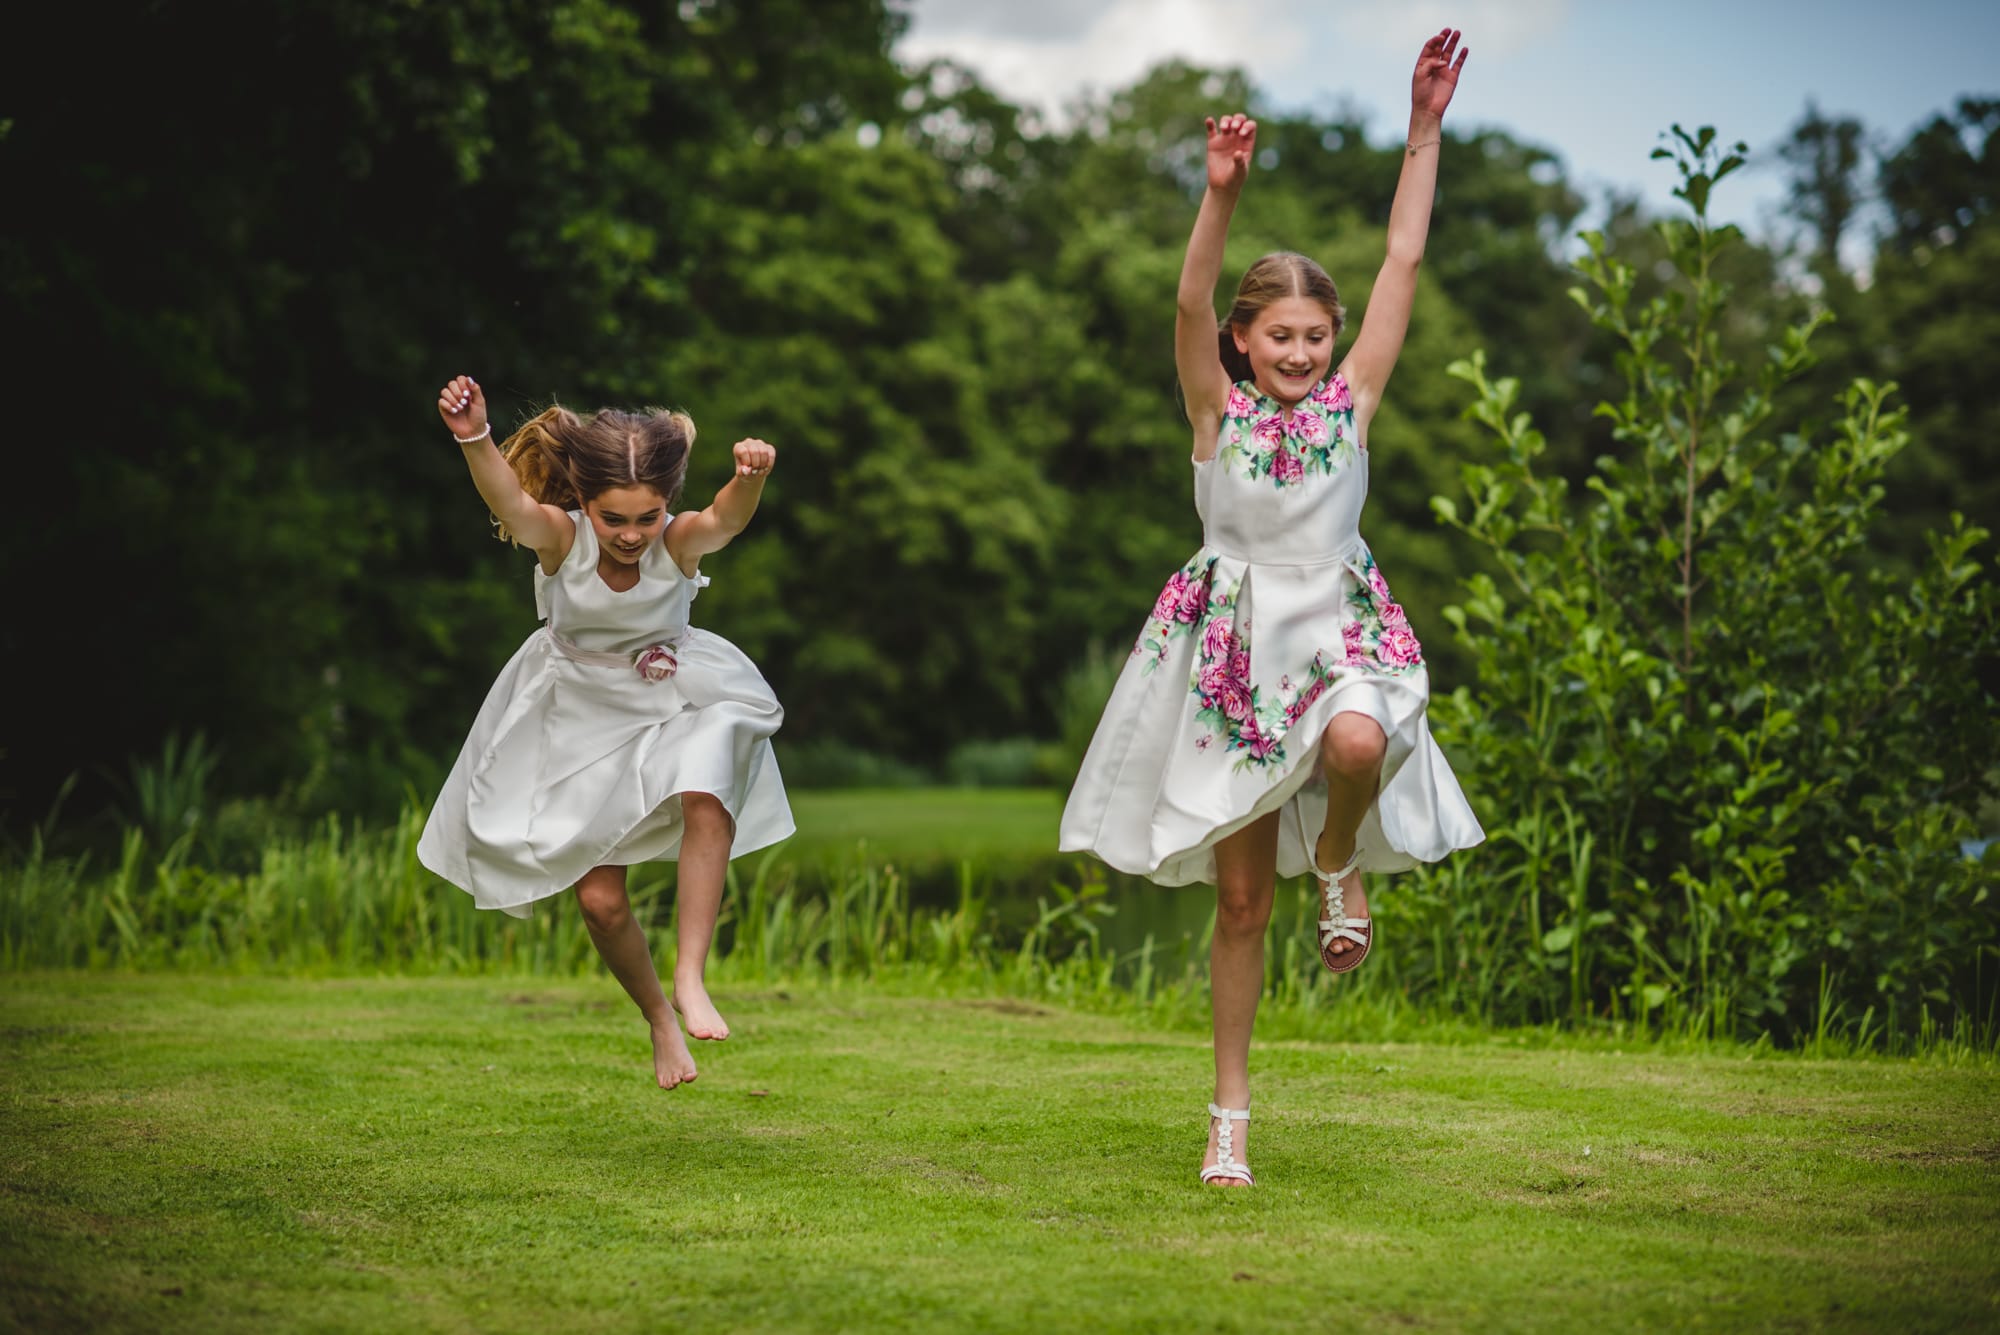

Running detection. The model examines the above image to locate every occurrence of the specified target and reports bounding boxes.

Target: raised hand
[1205,113,1257,195]
[1412,28,1468,119]
[438,374,489,441]
[732,437,775,478]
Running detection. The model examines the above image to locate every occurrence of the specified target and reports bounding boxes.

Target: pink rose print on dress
[1243,716,1280,761]
[1226,386,1257,418]
[1154,570,1189,623]
[1288,411,1328,447]
[635,644,679,682]
[1368,564,1392,603]
[1197,661,1229,702]
[1313,376,1353,412]
[1228,649,1251,684]
[1175,572,1208,623]
[1380,601,1410,632]
[1272,448,1305,483]
[1220,680,1253,722]
[1251,415,1286,452]
[1137,557,1222,679]
[1299,674,1328,712]
[1342,620,1368,665]
[1203,622,1236,665]
[1378,625,1424,667]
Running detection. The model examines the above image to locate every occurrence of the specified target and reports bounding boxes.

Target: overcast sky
[892,0,1999,250]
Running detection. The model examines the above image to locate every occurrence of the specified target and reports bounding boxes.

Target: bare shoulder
[533,504,577,576]
[1334,357,1383,425]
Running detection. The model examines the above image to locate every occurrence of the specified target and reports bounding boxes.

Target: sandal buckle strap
[1204,1105,1253,1185]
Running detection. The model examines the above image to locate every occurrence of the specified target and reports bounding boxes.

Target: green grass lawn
[3,975,1996,1333]
[780,787,1064,867]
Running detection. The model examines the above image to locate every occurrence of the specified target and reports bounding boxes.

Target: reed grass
[3,796,1993,1062]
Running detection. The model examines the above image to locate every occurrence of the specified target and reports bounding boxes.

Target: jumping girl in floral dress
[419,375,794,1090]
[1059,30,1484,1185]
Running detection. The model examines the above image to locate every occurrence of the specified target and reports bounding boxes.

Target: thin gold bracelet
[1406,137,1441,153]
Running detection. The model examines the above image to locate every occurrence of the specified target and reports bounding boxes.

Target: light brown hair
[493,405,695,543]
[1217,252,1345,384]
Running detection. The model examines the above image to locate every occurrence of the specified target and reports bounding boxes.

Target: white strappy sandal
[1200,1103,1254,1186]
[1314,848,1373,973]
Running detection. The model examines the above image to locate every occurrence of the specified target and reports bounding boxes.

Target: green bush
[1425,126,2000,1040]
[943,738,1047,788]
[775,739,935,790]
[1044,641,1126,790]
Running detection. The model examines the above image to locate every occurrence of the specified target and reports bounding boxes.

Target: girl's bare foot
[1313,832,1369,957]
[650,1019,699,1089]
[672,977,730,1041]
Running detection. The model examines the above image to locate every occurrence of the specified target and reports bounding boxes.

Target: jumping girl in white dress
[419,375,794,1090]
[1059,30,1484,1184]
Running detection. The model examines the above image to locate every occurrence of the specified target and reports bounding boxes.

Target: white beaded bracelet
[453,424,492,444]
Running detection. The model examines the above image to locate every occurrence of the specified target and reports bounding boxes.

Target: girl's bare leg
[575,865,697,1089]
[1313,712,1387,956]
[1206,811,1279,1185]
[670,792,735,1041]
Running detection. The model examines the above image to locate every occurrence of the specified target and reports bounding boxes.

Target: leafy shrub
[1044,641,1126,790]
[1425,127,2000,1039]
[943,738,1047,788]
[776,739,935,790]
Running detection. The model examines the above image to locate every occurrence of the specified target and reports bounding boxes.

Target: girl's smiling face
[1234,295,1336,404]
[585,484,668,566]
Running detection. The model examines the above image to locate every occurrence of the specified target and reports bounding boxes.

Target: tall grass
[4,797,1993,1060]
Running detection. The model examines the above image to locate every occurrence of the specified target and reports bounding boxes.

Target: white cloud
[897,0,1309,120]
[897,0,1112,41]
[1323,0,1570,59]
[895,0,1571,121]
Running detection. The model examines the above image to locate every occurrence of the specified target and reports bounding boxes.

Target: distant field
[777,787,1064,867]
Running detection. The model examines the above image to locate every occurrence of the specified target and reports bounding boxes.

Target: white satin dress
[420,512,794,917]
[1059,374,1483,885]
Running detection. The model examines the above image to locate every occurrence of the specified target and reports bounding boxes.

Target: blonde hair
[493,404,696,543]
[1217,252,1345,384]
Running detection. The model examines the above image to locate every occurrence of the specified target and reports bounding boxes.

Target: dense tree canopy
[1,3,1991,827]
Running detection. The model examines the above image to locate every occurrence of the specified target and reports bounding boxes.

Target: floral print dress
[1059,375,1483,886]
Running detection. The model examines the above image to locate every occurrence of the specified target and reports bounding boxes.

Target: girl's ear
[1231,325,1250,355]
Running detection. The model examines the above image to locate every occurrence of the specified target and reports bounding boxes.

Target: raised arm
[664,438,775,577]
[1338,29,1468,427]
[1179,114,1256,458]
[437,375,574,570]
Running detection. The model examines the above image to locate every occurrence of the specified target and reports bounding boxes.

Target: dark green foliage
[3,0,908,815]
[4,6,1994,1053]
[1426,127,2000,1040]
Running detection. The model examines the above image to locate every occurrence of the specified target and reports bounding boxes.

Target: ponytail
[494,407,583,543]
